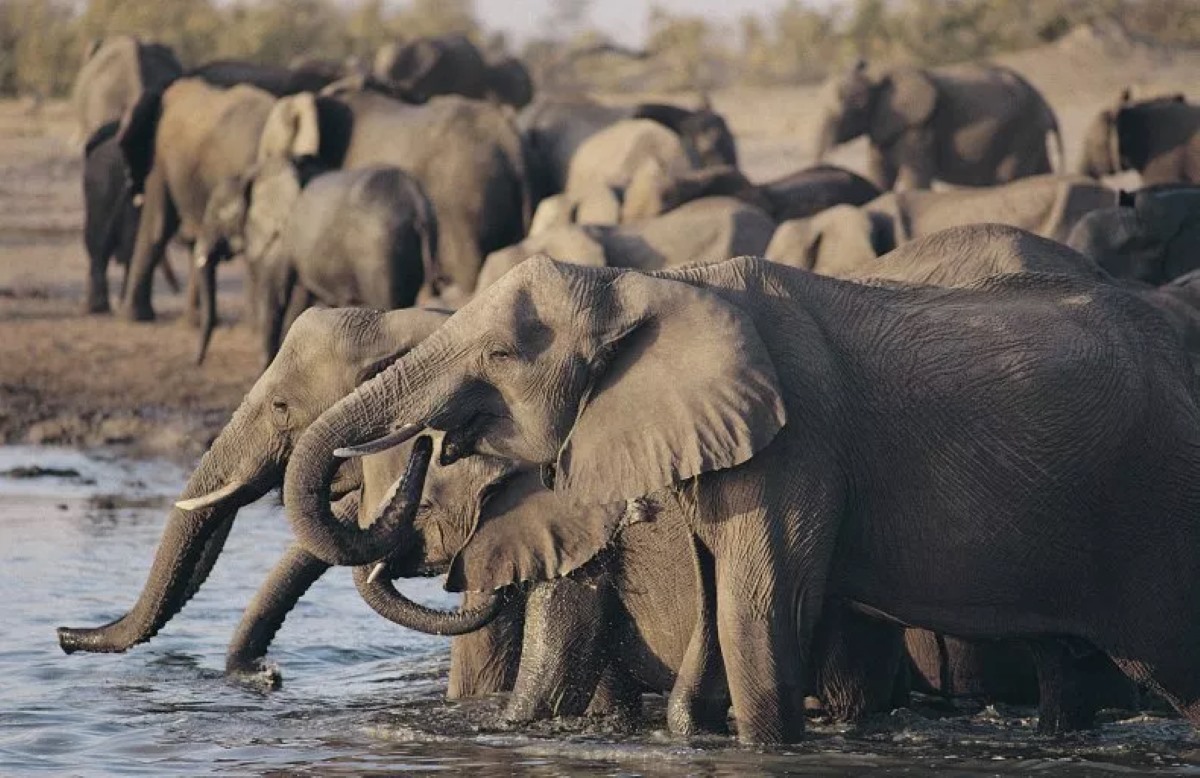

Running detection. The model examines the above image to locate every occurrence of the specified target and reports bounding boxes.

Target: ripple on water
[3,446,1200,776]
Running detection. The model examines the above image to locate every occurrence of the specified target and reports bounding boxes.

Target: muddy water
[2,446,1200,776]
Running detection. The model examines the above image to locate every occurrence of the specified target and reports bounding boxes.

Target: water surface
[2,446,1199,776]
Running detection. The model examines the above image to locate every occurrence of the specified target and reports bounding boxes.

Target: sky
[473,0,835,47]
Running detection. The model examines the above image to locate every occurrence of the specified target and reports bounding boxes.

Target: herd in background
[55,30,1200,745]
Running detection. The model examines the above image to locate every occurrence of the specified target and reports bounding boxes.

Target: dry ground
[1,22,1197,461]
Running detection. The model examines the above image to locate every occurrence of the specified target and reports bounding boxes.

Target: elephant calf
[196,157,439,366]
[1078,93,1200,185]
[1067,185,1200,284]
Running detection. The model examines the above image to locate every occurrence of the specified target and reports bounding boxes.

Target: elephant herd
[58,40,1200,745]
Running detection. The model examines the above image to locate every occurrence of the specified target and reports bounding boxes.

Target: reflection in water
[1,446,1199,776]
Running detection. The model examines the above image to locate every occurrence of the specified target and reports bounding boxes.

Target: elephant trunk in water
[57,406,272,654]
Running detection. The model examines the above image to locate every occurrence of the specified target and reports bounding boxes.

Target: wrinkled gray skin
[1077,94,1200,185]
[56,307,452,656]
[194,157,440,366]
[816,61,1062,191]
[519,95,738,201]
[372,34,533,107]
[70,36,182,143]
[285,230,1200,743]
[767,175,1114,276]
[622,163,881,223]
[1066,185,1200,284]
[260,86,530,294]
[477,197,777,291]
[116,78,278,322]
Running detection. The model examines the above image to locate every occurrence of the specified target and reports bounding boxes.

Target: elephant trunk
[814,116,837,163]
[57,422,271,654]
[354,567,502,635]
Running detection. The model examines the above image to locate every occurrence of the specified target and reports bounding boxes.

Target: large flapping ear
[870,69,937,149]
[445,468,624,593]
[555,272,786,505]
[257,93,321,161]
[117,88,165,197]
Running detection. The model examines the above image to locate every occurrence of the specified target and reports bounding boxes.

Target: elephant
[283,227,1200,744]
[477,197,777,290]
[518,95,738,200]
[621,163,881,223]
[258,84,530,295]
[115,78,278,322]
[562,119,700,208]
[194,157,440,366]
[815,60,1063,191]
[186,59,349,97]
[81,121,179,314]
[372,34,533,108]
[1066,185,1200,284]
[766,175,1114,276]
[70,36,182,143]
[1077,93,1200,185]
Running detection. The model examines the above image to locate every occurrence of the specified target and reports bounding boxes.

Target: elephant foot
[118,302,156,322]
[82,297,111,315]
[666,691,730,737]
[225,658,282,691]
[1029,639,1101,736]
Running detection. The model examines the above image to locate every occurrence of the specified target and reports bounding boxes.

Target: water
[2,446,1200,776]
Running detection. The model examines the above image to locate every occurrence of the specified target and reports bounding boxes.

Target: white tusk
[334,423,423,458]
[175,480,245,512]
[367,562,388,585]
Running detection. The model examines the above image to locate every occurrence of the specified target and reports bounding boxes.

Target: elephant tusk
[367,562,388,585]
[334,423,424,458]
[175,480,246,512]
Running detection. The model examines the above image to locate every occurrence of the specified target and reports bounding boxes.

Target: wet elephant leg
[1028,638,1114,734]
[226,543,331,686]
[447,590,524,700]
[585,663,643,727]
[666,536,730,736]
[502,570,612,724]
[812,604,906,723]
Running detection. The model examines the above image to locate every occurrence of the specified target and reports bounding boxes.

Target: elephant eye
[271,399,288,414]
[486,346,515,362]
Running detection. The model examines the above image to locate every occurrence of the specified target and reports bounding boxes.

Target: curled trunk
[353,566,503,636]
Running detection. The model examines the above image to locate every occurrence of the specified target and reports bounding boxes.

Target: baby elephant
[196,158,439,366]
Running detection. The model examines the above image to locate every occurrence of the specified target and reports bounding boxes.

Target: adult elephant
[562,119,700,213]
[766,175,1114,276]
[815,61,1062,191]
[70,36,182,143]
[186,59,348,97]
[519,95,738,200]
[372,34,532,107]
[283,228,1200,743]
[115,78,278,321]
[194,157,439,366]
[1077,93,1200,185]
[259,84,530,295]
[1067,185,1200,284]
[477,197,777,290]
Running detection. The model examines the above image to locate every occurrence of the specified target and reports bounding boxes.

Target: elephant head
[630,100,738,169]
[283,256,786,572]
[765,205,891,276]
[1067,186,1200,283]
[194,156,324,366]
[815,61,937,160]
[1077,92,1189,178]
[484,57,534,109]
[56,307,450,655]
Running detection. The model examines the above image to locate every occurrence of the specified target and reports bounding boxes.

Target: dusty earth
[1,22,1197,463]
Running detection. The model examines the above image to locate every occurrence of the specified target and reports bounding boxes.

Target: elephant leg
[261,266,301,369]
[811,604,906,723]
[891,129,936,192]
[666,535,730,736]
[159,251,182,294]
[118,166,178,322]
[447,590,524,699]
[182,257,202,328]
[867,145,898,191]
[585,663,643,729]
[502,570,611,724]
[1028,638,1105,734]
[226,542,330,686]
[84,242,112,314]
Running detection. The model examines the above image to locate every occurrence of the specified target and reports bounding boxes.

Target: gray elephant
[767,175,1114,276]
[1067,185,1200,284]
[70,36,182,143]
[186,58,350,97]
[194,157,439,366]
[478,197,777,290]
[372,34,532,107]
[284,226,1200,743]
[815,60,1062,191]
[115,78,279,321]
[1078,93,1200,185]
[621,163,881,223]
[519,95,738,200]
[259,84,530,295]
[562,119,700,212]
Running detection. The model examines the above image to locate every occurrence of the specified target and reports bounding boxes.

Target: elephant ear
[118,88,165,198]
[871,69,937,149]
[555,272,786,505]
[445,468,624,593]
[258,92,321,161]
